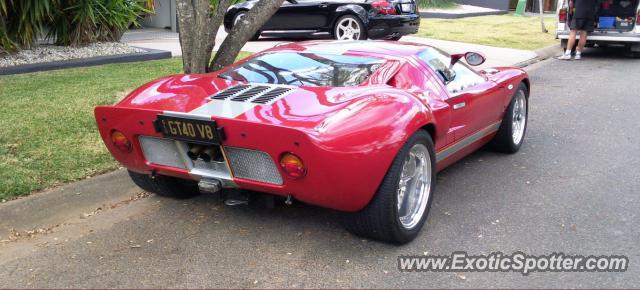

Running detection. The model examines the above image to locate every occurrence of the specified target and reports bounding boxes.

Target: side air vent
[252,87,293,104]
[210,84,251,100]
[230,85,270,102]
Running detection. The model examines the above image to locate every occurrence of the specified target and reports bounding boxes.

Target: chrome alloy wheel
[511,91,527,145]
[335,17,362,40]
[397,143,432,230]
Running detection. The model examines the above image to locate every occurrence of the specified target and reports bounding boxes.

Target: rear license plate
[154,115,223,145]
[401,3,413,12]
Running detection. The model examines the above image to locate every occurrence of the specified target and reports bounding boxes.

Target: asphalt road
[1,48,639,288]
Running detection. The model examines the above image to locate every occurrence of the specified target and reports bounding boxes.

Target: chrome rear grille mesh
[139,136,187,169]
[138,136,281,185]
[225,147,283,185]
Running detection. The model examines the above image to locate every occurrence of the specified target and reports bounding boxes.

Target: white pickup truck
[556,0,640,54]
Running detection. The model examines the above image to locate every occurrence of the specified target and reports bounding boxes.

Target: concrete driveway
[121,28,538,69]
[1,48,639,288]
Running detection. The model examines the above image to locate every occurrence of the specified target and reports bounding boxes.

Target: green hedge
[0,0,151,54]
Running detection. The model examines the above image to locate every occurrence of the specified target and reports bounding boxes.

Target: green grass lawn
[0,53,252,200]
[417,0,457,9]
[417,14,558,50]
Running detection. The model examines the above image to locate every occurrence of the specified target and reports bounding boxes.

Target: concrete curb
[0,47,171,76]
[0,169,140,240]
[515,44,561,68]
[419,10,508,19]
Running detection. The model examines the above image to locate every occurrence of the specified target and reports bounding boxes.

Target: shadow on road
[581,46,640,59]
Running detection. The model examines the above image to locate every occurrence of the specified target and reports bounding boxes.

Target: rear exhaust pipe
[199,147,218,162]
[198,179,222,194]
[187,145,204,160]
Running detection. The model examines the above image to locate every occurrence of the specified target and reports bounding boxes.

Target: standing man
[559,0,598,60]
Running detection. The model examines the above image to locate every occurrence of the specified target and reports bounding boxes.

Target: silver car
[556,0,640,53]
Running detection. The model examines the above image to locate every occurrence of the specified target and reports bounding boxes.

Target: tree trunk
[209,0,285,72]
[539,0,549,33]
[175,0,226,73]
[175,0,283,74]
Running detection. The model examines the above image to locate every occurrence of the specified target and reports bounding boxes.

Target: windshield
[219,52,384,87]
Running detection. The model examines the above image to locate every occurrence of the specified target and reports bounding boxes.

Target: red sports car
[95,40,529,244]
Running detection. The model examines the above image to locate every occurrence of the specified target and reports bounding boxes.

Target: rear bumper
[557,30,640,42]
[94,106,390,212]
[367,14,420,39]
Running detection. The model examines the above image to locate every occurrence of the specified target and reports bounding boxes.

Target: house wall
[142,0,177,32]
[457,0,510,10]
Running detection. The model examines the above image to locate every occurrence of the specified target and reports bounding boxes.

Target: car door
[263,0,332,31]
[416,48,504,141]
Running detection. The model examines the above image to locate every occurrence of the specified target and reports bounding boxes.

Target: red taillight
[111,130,132,153]
[636,11,640,25]
[372,1,397,15]
[559,7,568,23]
[279,152,306,179]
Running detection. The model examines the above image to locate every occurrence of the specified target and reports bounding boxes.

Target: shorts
[569,17,595,32]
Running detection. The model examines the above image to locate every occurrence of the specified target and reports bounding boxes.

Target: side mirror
[449,52,486,68]
[464,52,486,66]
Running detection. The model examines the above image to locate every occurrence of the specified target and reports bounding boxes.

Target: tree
[175,0,284,74]
[539,0,548,33]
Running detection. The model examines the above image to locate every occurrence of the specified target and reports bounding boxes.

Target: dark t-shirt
[574,0,598,19]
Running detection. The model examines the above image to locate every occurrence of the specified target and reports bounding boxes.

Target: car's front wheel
[489,83,528,153]
[334,15,367,40]
[342,130,435,244]
[128,170,201,199]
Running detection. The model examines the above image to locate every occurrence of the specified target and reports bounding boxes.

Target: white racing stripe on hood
[189,100,259,119]
[168,84,295,119]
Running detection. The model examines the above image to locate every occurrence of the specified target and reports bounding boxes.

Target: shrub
[1,0,18,54]
[1,0,55,51]
[49,0,150,46]
[0,0,151,53]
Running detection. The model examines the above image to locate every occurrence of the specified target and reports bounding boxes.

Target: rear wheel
[342,130,435,244]
[489,83,528,153]
[128,170,200,199]
[333,15,367,40]
[233,11,260,41]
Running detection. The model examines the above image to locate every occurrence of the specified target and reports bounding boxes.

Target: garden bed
[0,42,171,75]
[0,42,144,68]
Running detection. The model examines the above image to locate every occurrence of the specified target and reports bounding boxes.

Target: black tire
[128,170,200,199]
[333,15,367,40]
[625,45,640,58]
[342,130,436,244]
[388,35,402,41]
[489,83,529,153]
[233,11,260,41]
